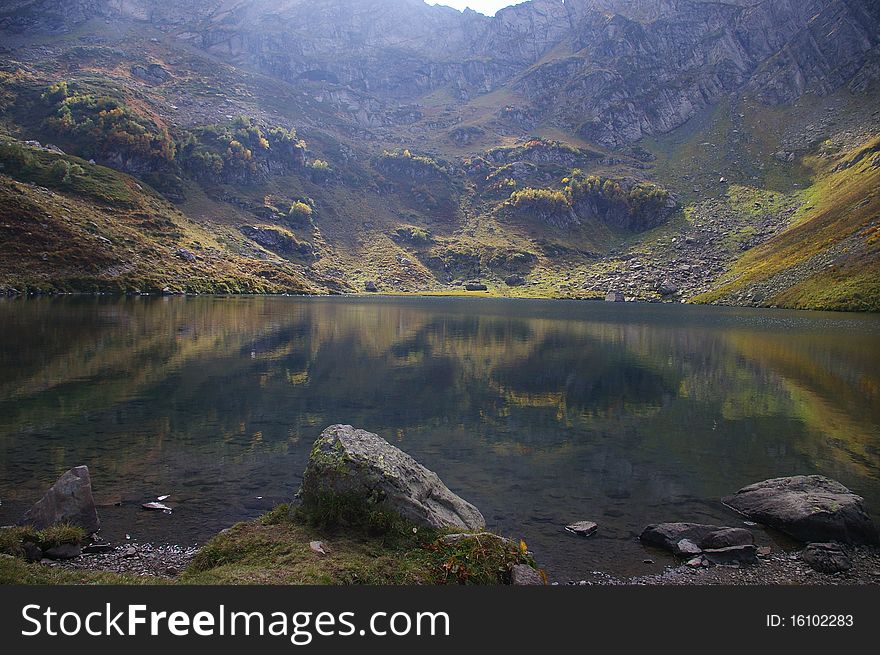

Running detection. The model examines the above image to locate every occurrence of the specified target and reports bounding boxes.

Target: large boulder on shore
[299,425,486,531]
[20,466,100,534]
[722,476,879,545]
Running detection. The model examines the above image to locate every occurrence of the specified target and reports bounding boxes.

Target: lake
[1,295,878,580]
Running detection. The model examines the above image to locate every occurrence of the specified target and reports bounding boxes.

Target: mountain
[0,0,878,309]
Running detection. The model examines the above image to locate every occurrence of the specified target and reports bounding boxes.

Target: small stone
[686,557,704,568]
[121,547,138,558]
[702,544,758,566]
[364,280,378,292]
[757,546,772,557]
[141,502,172,512]
[82,542,113,554]
[801,542,852,574]
[565,521,598,537]
[510,564,544,585]
[673,538,702,556]
[310,540,329,556]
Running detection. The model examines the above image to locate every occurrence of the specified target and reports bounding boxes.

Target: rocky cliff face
[9,0,877,148]
[519,0,880,146]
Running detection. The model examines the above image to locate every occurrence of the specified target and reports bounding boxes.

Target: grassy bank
[0,504,538,586]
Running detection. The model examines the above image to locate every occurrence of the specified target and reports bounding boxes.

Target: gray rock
[510,564,544,586]
[673,539,703,556]
[44,543,82,560]
[565,521,598,537]
[299,425,485,531]
[702,544,758,566]
[640,523,727,551]
[722,476,879,545]
[605,291,625,302]
[802,543,852,574]
[21,466,100,534]
[655,279,679,296]
[364,280,378,292]
[465,282,488,291]
[131,63,172,84]
[700,527,755,550]
[141,502,172,512]
[504,274,525,287]
[309,540,329,556]
[175,248,197,263]
[22,542,42,563]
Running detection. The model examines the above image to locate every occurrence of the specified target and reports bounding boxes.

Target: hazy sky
[427,1,521,16]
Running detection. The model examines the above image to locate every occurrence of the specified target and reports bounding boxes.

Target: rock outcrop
[20,465,100,534]
[299,424,486,531]
[722,476,879,545]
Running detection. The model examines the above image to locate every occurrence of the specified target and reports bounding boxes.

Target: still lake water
[1,296,879,579]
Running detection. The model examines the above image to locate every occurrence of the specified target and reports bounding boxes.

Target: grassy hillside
[0,142,318,294]
[695,137,880,311]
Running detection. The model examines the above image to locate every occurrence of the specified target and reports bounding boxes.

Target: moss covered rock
[299,425,485,531]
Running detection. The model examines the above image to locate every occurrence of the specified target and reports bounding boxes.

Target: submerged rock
[722,476,879,545]
[21,466,100,534]
[299,425,486,531]
[801,543,852,574]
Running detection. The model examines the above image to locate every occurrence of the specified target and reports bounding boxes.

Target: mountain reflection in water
[1,296,878,579]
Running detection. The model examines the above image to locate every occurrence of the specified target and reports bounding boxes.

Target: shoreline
[1,290,876,314]
[37,537,880,586]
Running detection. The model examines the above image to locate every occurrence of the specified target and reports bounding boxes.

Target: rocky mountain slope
[0,0,878,308]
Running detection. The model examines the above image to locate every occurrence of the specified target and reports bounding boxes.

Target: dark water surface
[1,296,879,580]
